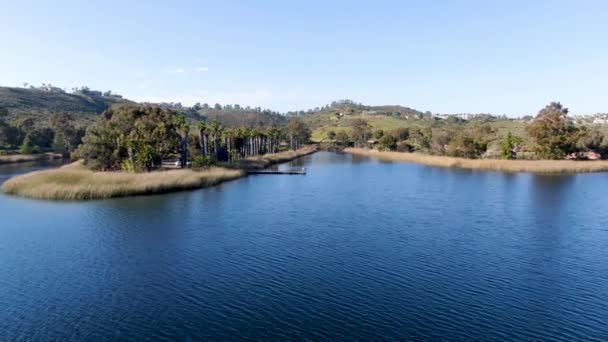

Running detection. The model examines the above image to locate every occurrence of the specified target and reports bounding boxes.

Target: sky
[1,0,607,115]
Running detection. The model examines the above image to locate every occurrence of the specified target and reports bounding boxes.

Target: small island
[1,104,315,200]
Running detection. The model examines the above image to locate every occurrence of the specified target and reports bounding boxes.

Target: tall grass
[2,162,244,200]
[345,148,608,174]
[0,153,62,165]
[2,146,317,200]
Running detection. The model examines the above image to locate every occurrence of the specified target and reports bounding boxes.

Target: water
[1,152,608,341]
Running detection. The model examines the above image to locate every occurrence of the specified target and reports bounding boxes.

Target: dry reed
[1,162,244,200]
[345,148,608,174]
[2,146,317,200]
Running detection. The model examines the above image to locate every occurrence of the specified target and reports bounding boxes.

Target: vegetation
[1,146,316,200]
[345,148,608,174]
[303,100,608,162]
[0,86,128,122]
[1,104,84,160]
[526,102,581,159]
[73,104,312,172]
[1,162,244,200]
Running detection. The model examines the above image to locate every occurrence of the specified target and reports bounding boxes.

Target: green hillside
[0,87,130,122]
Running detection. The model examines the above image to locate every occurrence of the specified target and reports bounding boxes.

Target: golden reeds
[1,146,317,200]
[345,148,608,174]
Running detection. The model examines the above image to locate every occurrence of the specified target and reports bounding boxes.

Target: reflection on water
[1,153,608,341]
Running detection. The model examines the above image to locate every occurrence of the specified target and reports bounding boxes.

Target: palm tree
[175,115,189,168]
[210,120,222,160]
[197,122,208,157]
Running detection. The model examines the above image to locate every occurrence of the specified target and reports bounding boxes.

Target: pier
[247,168,306,175]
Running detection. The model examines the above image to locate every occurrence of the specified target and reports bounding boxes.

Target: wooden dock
[247,168,306,175]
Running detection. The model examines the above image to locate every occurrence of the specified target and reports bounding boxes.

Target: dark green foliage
[51,113,83,157]
[446,133,486,158]
[286,117,311,150]
[74,105,182,171]
[27,127,55,149]
[379,135,397,151]
[326,130,337,141]
[526,102,580,159]
[500,132,523,159]
[19,134,38,154]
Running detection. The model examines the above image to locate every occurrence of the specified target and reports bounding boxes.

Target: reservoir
[1,152,607,341]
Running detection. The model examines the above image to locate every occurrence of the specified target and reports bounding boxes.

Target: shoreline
[0,153,63,165]
[1,146,317,200]
[344,148,608,174]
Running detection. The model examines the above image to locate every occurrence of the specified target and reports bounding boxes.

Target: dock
[247,168,306,175]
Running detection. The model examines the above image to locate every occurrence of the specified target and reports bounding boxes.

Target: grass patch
[2,147,317,200]
[345,148,608,174]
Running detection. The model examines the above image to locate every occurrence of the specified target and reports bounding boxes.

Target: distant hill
[0,86,130,123]
[198,108,287,127]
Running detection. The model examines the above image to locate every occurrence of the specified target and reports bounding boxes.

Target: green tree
[349,118,371,146]
[500,132,523,159]
[20,134,37,154]
[285,117,311,150]
[74,105,181,171]
[51,113,80,157]
[446,132,485,158]
[379,134,397,151]
[526,102,579,159]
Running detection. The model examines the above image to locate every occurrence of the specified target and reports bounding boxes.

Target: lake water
[1,152,608,341]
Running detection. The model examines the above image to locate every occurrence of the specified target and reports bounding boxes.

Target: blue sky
[1,0,607,115]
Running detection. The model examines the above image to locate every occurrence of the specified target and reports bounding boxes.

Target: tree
[175,115,189,167]
[74,105,181,171]
[379,135,397,151]
[349,118,371,146]
[526,102,580,159]
[285,117,310,150]
[20,134,37,154]
[374,129,384,139]
[391,127,409,141]
[500,132,523,159]
[326,130,337,141]
[51,113,80,157]
[446,132,485,158]
[210,120,222,159]
[335,130,350,146]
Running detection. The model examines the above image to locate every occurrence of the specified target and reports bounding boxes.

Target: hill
[0,87,130,123]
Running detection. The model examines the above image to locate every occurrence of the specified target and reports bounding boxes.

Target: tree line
[0,107,83,156]
[327,102,606,160]
[74,105,311,172]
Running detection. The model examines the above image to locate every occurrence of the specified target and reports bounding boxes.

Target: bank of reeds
[0,153,62,165]
[345,148,608,174]
[1,162,244,200]
[2,146,317,200]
